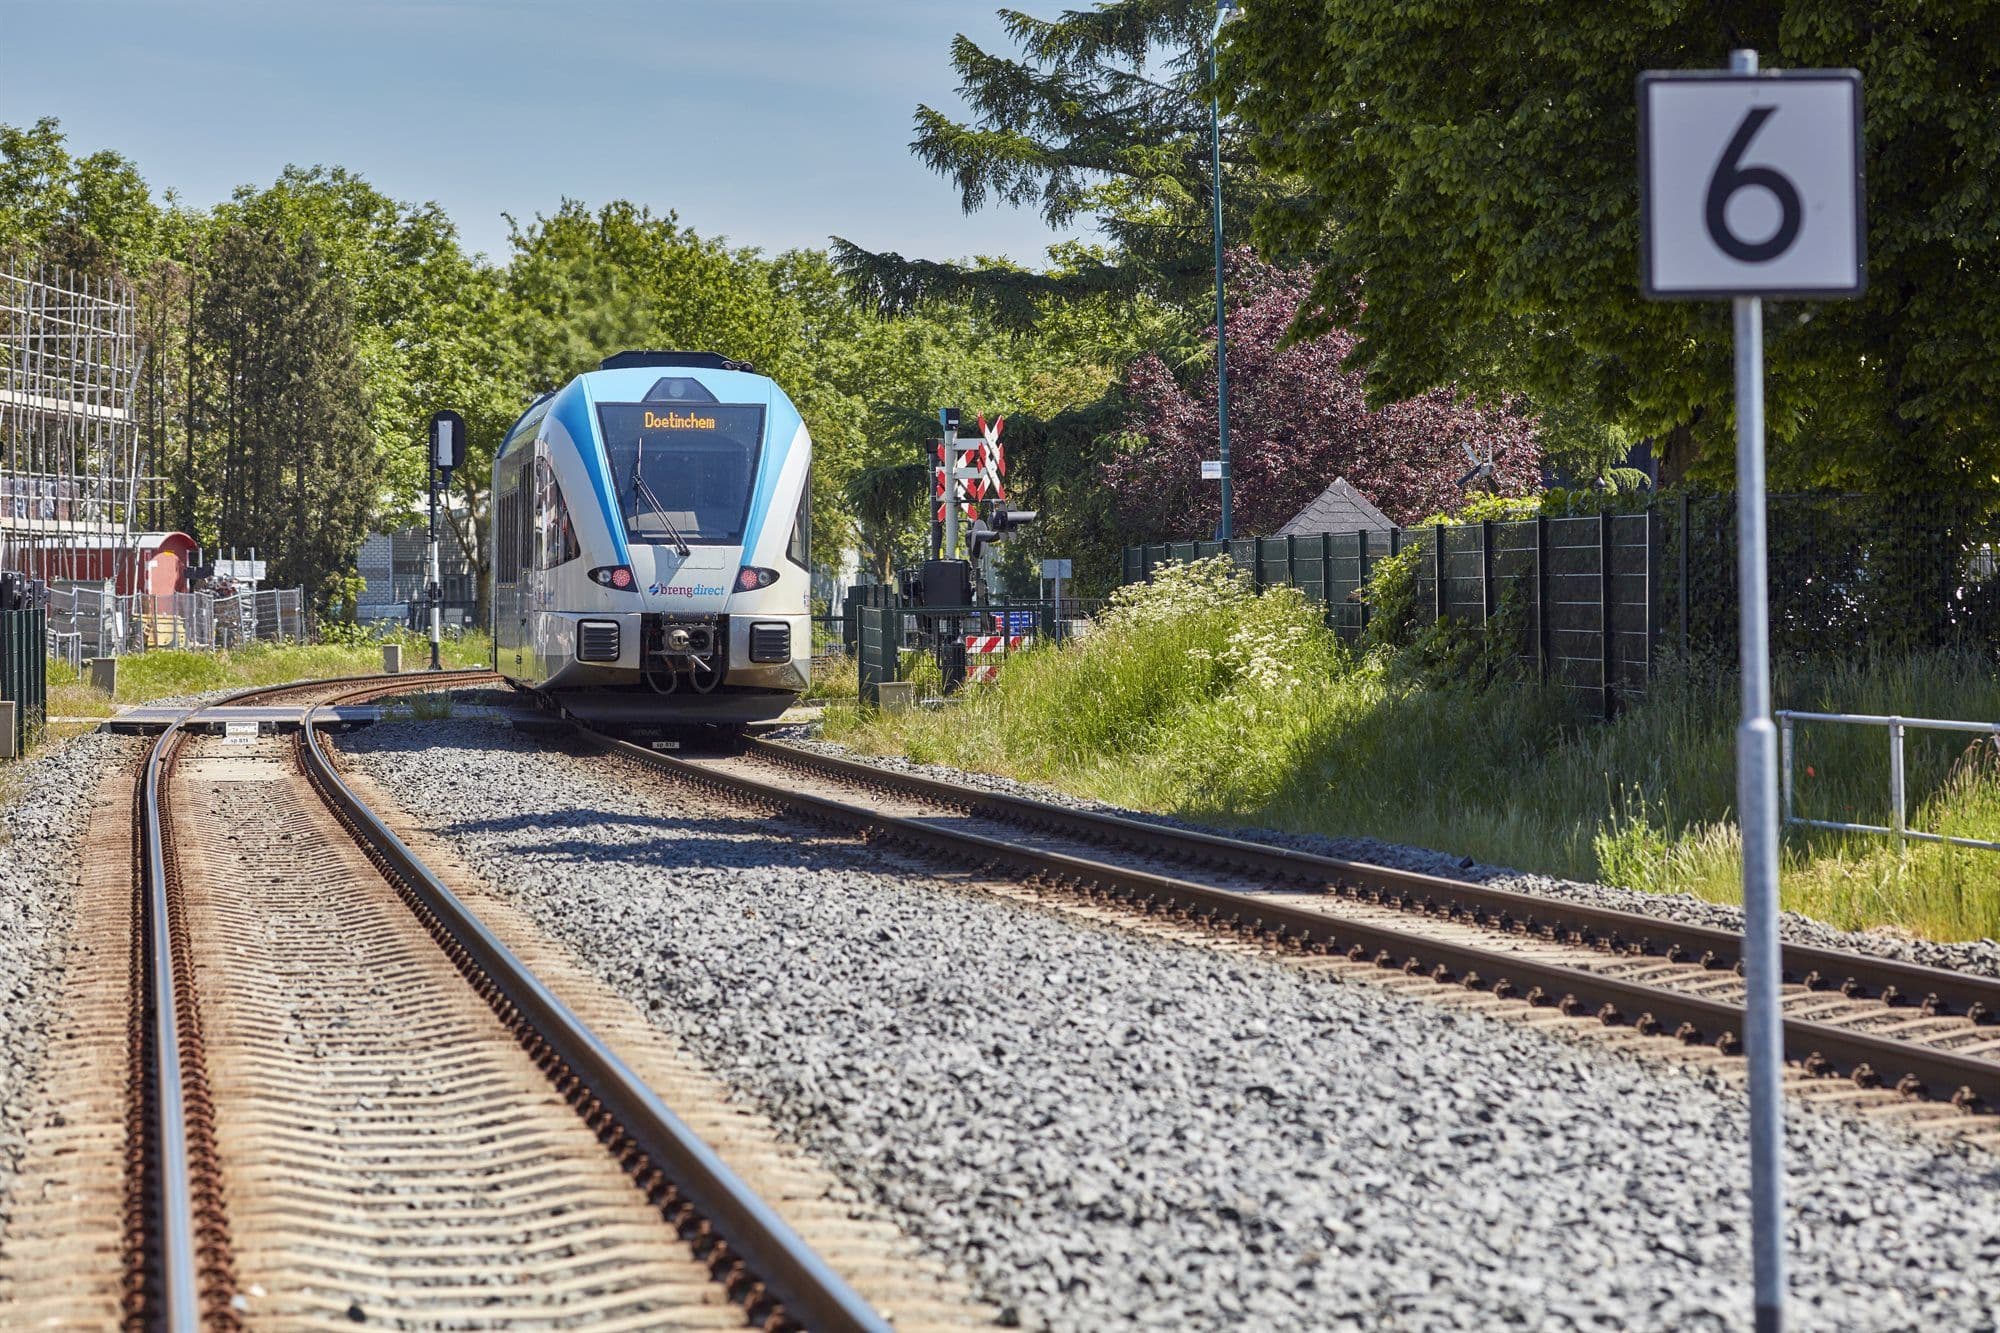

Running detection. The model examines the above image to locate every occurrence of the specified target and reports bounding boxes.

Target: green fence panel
[0,610,46,755]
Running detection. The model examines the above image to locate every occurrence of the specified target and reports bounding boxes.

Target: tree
[0,117,165,277]
[197,226,375,613]
[834,0,1277,325]
[1106,256,1540,536]
[1222,2,2000,492]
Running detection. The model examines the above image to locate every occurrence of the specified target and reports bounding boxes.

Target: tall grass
[825,559,2000,942]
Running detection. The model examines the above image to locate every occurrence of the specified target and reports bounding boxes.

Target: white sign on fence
[213,559,266,581]
[1638,68,1865,298]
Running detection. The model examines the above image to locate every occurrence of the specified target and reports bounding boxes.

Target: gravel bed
[0,730,132,1236]
[775,734,2000,980]
[345,717,2000,1332]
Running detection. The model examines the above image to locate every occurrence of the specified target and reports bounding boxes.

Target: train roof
[597,350,755,373]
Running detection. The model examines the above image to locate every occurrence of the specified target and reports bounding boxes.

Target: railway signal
[426,410,466,672]
[1639,52,1865,1333]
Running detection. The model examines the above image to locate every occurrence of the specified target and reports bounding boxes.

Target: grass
[825,559,2000,943]
[39,629,493,748]
[805,652,859,704]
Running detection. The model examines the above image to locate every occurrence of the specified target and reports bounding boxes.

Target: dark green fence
[1124,515,1656,716]
[858,603,899,707]
[0,609,47,754]
[856,601,1081,706]
[1124,492,2000,716]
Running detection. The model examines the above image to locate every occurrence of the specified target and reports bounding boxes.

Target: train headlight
[735,566,779,592]
[589,564,635,589]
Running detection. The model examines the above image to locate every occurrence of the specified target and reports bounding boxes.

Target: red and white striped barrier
[962,634,1027,654]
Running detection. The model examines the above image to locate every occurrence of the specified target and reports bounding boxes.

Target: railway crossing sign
[1638,67,1864,298]
[1640,51,1865,1333]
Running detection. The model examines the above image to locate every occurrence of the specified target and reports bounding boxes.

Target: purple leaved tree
[1107,255,1541,537]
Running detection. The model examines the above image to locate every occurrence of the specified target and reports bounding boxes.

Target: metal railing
[46,583,306,656]
[1778,709,2000,853]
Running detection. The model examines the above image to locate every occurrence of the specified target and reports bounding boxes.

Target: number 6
[1704,107,1803,263]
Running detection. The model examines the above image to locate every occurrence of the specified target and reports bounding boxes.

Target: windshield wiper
[631,438,690,557]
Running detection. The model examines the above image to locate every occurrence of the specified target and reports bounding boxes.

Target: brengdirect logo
[648,581,726,598]
[643,409,716,430]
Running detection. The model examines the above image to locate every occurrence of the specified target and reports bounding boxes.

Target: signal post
[427,410,466,671]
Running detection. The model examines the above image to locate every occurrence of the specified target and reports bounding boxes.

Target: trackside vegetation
[824,558,2000,943]
[45,629,493,742]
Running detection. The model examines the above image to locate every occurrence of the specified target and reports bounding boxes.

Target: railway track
[575,729,2000,1136]
[128,673,890,1331]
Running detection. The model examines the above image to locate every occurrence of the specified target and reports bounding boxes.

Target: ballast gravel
[779,734,2000,980]
[0,730,131,1237]
[346,718,2000,1332]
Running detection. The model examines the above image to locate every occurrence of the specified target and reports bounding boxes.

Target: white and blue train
[491,350,811,728]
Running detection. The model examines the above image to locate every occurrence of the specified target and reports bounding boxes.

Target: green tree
[215,166,513,518]
[0,117,165,277]
[1223,2,2000,492]
[197,226,375,613]
[833,0,1274,325]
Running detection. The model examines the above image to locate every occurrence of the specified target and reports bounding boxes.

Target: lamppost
[1209,0,1240,540]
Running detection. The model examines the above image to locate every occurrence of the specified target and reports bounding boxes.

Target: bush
[828,565,2000,941]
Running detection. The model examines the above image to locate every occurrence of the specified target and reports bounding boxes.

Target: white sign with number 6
[1638,69,1864,299]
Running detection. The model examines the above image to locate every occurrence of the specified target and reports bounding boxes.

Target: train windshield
[597,402,766,546]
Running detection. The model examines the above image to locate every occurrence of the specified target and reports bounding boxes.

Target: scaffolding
[0,259,163,586]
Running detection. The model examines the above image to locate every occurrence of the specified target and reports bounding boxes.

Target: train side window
[498,460,524,583]
[534,457,580,570]
[786,474,810,570]
[515,458,535,578]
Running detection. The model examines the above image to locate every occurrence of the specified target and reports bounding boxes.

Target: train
[491,350,812,729]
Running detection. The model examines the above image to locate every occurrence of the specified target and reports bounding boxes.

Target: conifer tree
[197,225,375,614]
[833,0,1273,323]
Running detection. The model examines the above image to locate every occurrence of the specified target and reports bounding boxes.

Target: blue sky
[0,0,1085,264]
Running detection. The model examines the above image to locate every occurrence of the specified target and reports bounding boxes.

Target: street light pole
[1209,0,1237,541]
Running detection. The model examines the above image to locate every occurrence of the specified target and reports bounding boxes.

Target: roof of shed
[1273,477,1394,536]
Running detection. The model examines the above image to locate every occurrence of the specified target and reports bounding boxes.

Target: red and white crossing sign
[935,414,1009,522]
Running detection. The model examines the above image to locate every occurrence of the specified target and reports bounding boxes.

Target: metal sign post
[427,410,466,672]
[939,407,962,560]
[1638,51,1864,1333]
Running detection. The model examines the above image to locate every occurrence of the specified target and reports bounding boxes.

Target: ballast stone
[345,719,2000,1333]
[778,733,2000,980]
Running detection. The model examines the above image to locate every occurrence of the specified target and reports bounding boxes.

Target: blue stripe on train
[554,377,631,568]
[739,394,804,558]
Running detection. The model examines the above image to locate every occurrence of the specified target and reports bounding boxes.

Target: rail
[137,707,202,1331]
[578,731,2000,1114]
[298,681,891,1333]
[132,669,497,1327]
[1778,709,2000,853]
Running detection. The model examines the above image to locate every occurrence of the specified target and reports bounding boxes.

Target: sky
[0,0,1086,264]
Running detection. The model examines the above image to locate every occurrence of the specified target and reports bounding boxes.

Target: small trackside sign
[1200,460,1223,480]
[1637,69,1865,300]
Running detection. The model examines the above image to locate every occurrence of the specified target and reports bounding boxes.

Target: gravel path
[347,718,2000,1332]
[0,730,132,1236]
[778,734,2000,979]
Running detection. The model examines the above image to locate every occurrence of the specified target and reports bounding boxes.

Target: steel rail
[744,737,2000,1025]
[588,731,2000,1113]
[298,691,890,1333]
[131,667,498,1328]
[137,714,201,1333]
